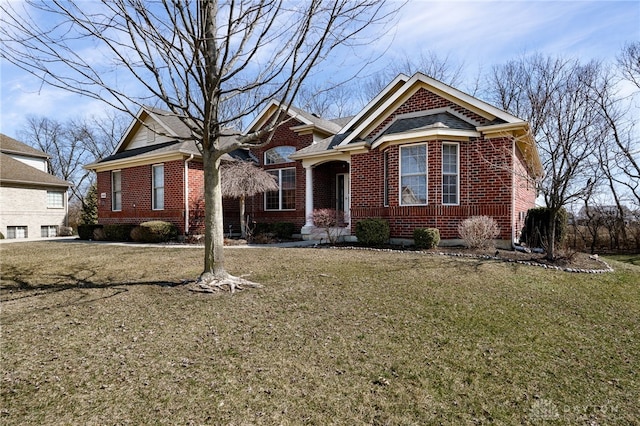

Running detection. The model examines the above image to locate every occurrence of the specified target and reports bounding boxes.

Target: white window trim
[264,146,296,165]
[46,191,65,209]
[7,226,28,239]
[399,143,428,206]
[442,142,460,206]
[383,150,389,207]
[112,170,122,211]
[265,167,296,211]
[152,164,165,211]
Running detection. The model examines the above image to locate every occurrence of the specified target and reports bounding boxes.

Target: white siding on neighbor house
[0,186,68,239]
[10,154,48,172]
[127,116,176,149]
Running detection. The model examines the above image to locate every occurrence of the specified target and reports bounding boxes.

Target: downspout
[184,154,194,236]
[511,138,516,249]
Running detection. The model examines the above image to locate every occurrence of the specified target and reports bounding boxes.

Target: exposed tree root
[188,272,263,294]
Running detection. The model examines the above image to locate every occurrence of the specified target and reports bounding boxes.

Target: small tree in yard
[458,216,500,249]
[312,209,344,244]
[220,161,278,239]
[1,0,397,292]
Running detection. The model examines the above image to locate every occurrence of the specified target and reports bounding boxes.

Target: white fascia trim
[338,72,522,147]
[335,74,410,139]
[85,150,197,172]
[371,129,480,150]
[477,121,529,135]
[245,100,315,133]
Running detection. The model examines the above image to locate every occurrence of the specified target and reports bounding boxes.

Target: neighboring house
[86,73,543,247]
[577,205,636,225]
[0,134,71,239]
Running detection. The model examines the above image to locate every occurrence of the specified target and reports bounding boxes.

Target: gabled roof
[336,72,524,147]
[0,153,70,188]
[85,106,251,171]
[245,100,342,137]
[0,133,50,159]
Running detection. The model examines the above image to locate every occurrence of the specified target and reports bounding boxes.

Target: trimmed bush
[458,216,500,249]
[0,232,4,239]
[78,224,103,240]
[271,222,295,239]
[58,226,74,237]
[252,222,272,236]
[521,207,567,248]
[414,228,440,249]
[355,218,390,246]
[130,221,178,243]
[103,224,136,242]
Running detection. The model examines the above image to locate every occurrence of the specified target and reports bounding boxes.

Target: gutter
[184,154,194,236]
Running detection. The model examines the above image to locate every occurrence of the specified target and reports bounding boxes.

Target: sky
[1,0,639,139]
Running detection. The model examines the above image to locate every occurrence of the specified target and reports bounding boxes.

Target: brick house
[0,134,71,239]
[86,73,542,246]
[250,73,542,247]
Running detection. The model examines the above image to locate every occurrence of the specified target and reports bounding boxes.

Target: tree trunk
[239,195,246,239]
[202,149,227,278]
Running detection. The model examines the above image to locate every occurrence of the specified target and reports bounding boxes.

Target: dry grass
[1,241,639,425]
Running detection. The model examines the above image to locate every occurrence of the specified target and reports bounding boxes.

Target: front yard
[1,241,639,424]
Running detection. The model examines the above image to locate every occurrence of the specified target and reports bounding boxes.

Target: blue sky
[1,0,638,139]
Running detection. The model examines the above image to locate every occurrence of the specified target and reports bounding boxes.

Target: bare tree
[17,114,124,206]
[618,41,640,90]
[486,55,605,259]
[1,0,397,291]
[220,161,278,239]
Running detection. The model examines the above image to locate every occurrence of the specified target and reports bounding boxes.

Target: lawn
[1,241,639,425]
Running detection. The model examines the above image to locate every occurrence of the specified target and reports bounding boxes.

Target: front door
[336,173,350,225]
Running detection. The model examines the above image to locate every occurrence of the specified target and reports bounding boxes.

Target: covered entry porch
[299,158,351,241]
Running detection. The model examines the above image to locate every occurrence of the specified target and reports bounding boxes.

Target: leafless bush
[312,209,344,244]
[458,216,500,249]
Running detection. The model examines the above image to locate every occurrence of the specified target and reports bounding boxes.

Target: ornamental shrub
[312,208,344,244]
[355,218,390,246]
[103,224,136,241]
[458,216,500,249]
[78,224,103,240]
[414,227,440,249]
[520,207,567,248]
[271,222,295,239]
[131,221,178,243]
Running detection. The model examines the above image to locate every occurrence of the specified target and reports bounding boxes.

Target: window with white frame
[47,191,64,208]
[442,143,459,205]
[41,225,57,237]
[383,150,390,206]
[152,164,164,210]
[112,170,122,211]
[400,144,427,205]
[265,168,295,210]
[264,146,296,165]
[7,226,28,239]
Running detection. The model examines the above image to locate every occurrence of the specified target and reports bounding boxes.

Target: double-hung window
[152,164,164,210]
[112,171,122,211]
[442,143,459,205]
[265,168,296,210]
[400,145,427,205]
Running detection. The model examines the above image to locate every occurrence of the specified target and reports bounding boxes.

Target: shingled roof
[0,133,69,188]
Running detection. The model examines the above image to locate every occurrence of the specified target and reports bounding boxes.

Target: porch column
[301,165,314,234]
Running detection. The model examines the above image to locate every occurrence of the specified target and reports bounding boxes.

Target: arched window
[264,146,295,165]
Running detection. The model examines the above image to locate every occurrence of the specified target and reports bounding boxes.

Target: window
[400,145,427,205]
[47,191,64,208]
[41,226,57,237]
[383,150,390,206]
[112,170,122,211]
[265,168,296,210]
[152,164,164,210]
[442,143,459,205]
[7,226,28,239]
[264,146,296,165]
